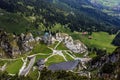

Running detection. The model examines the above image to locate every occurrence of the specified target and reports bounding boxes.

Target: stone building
[43,32,55,45]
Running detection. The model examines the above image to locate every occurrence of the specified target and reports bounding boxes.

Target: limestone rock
[55,33,87,53]
[0,31,37,57]
[18,33,35,52]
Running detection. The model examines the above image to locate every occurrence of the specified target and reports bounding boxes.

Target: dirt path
[19,58,28,76]
[37,71,40,80]
[54,41,62,49]
[19,56,36,76]
[64,51,75,60]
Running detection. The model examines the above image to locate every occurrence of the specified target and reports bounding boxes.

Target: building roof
[48,60,80,71]
[44,32,49,36]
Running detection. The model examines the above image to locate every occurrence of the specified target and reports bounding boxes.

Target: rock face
[56,33,87,53]
[36,59,45,71]
[90,52,120,69]
[0,30,36,58]
[112,31,120,46]
[42,32,55,45]
[0,31,21,57]
[18,33,35,52]
[90,47,120,79]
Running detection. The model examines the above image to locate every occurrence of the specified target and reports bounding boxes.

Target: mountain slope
[89,0,120,18]
[90,0,120,9]
[0,0,120,34]
[58,0,120,26]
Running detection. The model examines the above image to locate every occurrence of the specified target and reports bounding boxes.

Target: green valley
[0,0,120,80]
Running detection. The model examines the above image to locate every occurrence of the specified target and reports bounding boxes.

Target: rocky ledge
[55,33,87,53]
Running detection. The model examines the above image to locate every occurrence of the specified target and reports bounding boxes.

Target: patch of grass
[56,42,68,50]
[0,60,8,66]
[74,53,85,58]
[36,54,50,61]
[28,69,39,79]
[31,42,52,55]
[62,51,74,61]
[48,41,59,48]
[45,55,65,66]
[6,59,23,74]
[88,52,97,58]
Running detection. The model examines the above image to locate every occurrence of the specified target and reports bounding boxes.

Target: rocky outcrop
[0,30,37,58]
[0,31,20,57]
[90,48,120,69]
[55,33,87,53]
[36,59,45,71]
[42,32,56,45]
[18,33,35,52]
[89,47,120,79]
[112,31,120,46]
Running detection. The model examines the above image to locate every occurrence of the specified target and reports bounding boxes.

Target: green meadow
[6,59,23,74]
[70,32,116,53]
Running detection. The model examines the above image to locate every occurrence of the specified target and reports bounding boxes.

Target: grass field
[6,59,23,74]
[70,32,116,53]
[48,41,59,48]
[45,55,65,66]
[30,43,52,55]
[36,54,50,61]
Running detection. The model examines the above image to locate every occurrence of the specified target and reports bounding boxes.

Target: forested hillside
[89,0,120,18]
[0,0,120,34]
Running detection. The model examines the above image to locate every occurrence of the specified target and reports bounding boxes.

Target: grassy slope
[30,43,52,55]
[70,32,116,53]
[36,55,50,61]
[56,42,68,50]
[45,55,65,66]
[48,41,59,48]
[6,59,23,74]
